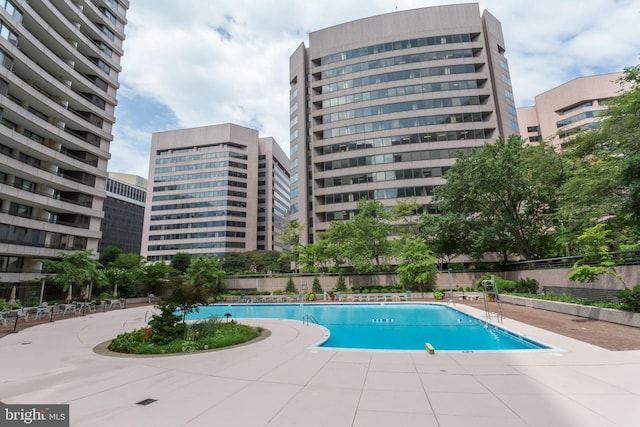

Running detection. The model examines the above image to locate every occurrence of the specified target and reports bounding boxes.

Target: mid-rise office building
[289,3,517,244]
[141,123,290,262]
[517,72,624,148]
[0,0,128,283]
[99,172,146,255]
[257,137,290,252]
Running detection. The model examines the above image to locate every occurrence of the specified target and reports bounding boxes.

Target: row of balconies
[0,114,102,171]
[1,204,91,230]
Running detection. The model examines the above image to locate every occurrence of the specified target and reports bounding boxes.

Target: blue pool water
[185,303,548,351]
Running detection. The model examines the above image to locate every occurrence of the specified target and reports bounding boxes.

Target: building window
[100,7,117,24]
[1,1,22,23]
[0,20,18,45]
[97,24,115,41]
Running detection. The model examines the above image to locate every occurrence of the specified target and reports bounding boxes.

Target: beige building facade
[289,3,517,244]
[257,137,290,252]
[0,0,128,284]
[141,124,289,262]
[517,72,624,148]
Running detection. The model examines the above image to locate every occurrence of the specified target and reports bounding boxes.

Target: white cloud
[112,0,640,177]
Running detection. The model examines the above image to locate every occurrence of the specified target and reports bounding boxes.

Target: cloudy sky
[110,0,640,178]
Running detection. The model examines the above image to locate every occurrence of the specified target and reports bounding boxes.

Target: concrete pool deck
[1,304,639,426]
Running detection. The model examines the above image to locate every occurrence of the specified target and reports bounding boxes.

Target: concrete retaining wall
[124,296,162,305]
[225,265,638,295]
[501,295,640,328]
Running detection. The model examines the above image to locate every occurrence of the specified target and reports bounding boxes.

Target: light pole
[447,268,453,300]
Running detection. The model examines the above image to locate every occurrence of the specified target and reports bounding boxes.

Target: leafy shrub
[285,277,296,293]
[225,290,269,296]
[97,292,112,301]
[181,339,199,353]
[349,284,402,294]
[511,292,623,309]
[433,290,445,299]
[474,273,521,293]
[109,328,146,353]
[109,315,260,354]
[195,316,221,338]
[199,322,261,349]
[617,285,640,312]
[312,277,323,293]
[496,278,518,293]
[514,278,539,293]
[474,273,493,289]
[335,276,347,292]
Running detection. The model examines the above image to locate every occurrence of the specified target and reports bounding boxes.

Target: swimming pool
[185,303,548,351]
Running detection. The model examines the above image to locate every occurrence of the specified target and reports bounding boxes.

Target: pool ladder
[302,314,318,325]
[481,276,504,324]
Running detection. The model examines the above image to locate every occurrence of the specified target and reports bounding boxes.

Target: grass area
[108,317,262,355]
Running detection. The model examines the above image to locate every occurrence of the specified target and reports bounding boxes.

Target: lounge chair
[63,304,77,315]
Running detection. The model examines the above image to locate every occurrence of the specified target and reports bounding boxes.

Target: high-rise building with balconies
[0,0,128,284]
[288,3,517,244]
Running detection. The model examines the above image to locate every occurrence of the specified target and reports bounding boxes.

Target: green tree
[220,252,245,273]
[433,135,565,261]
[185,255,225,295]
[335,275,347,292]
[568,223,628,287]
[395,236,438,291]
[220,250,290,273]
[278,220,304,272]
[163,255,225,320]
[558,65,640,244]
[171,252,191,275]
[391,198,423,237]
[39,250,107,302]
[102,253,145,297]
[323,199,393,272]
[103,267,136,297]
[139,262,175,296]
[99,246,122,267]
[163,277,207,321]
[420,213,475,269]
[299,239,332,273]
[111,253,144,269]
[148,303,186,344]
[244,250,289,273]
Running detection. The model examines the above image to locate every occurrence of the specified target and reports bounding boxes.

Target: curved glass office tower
[289,3,517,244]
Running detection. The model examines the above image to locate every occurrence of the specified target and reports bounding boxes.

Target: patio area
[1,303,639,426]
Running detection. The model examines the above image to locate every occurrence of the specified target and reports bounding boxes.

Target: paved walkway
[456,299,640,351]
[1,304,639,426]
